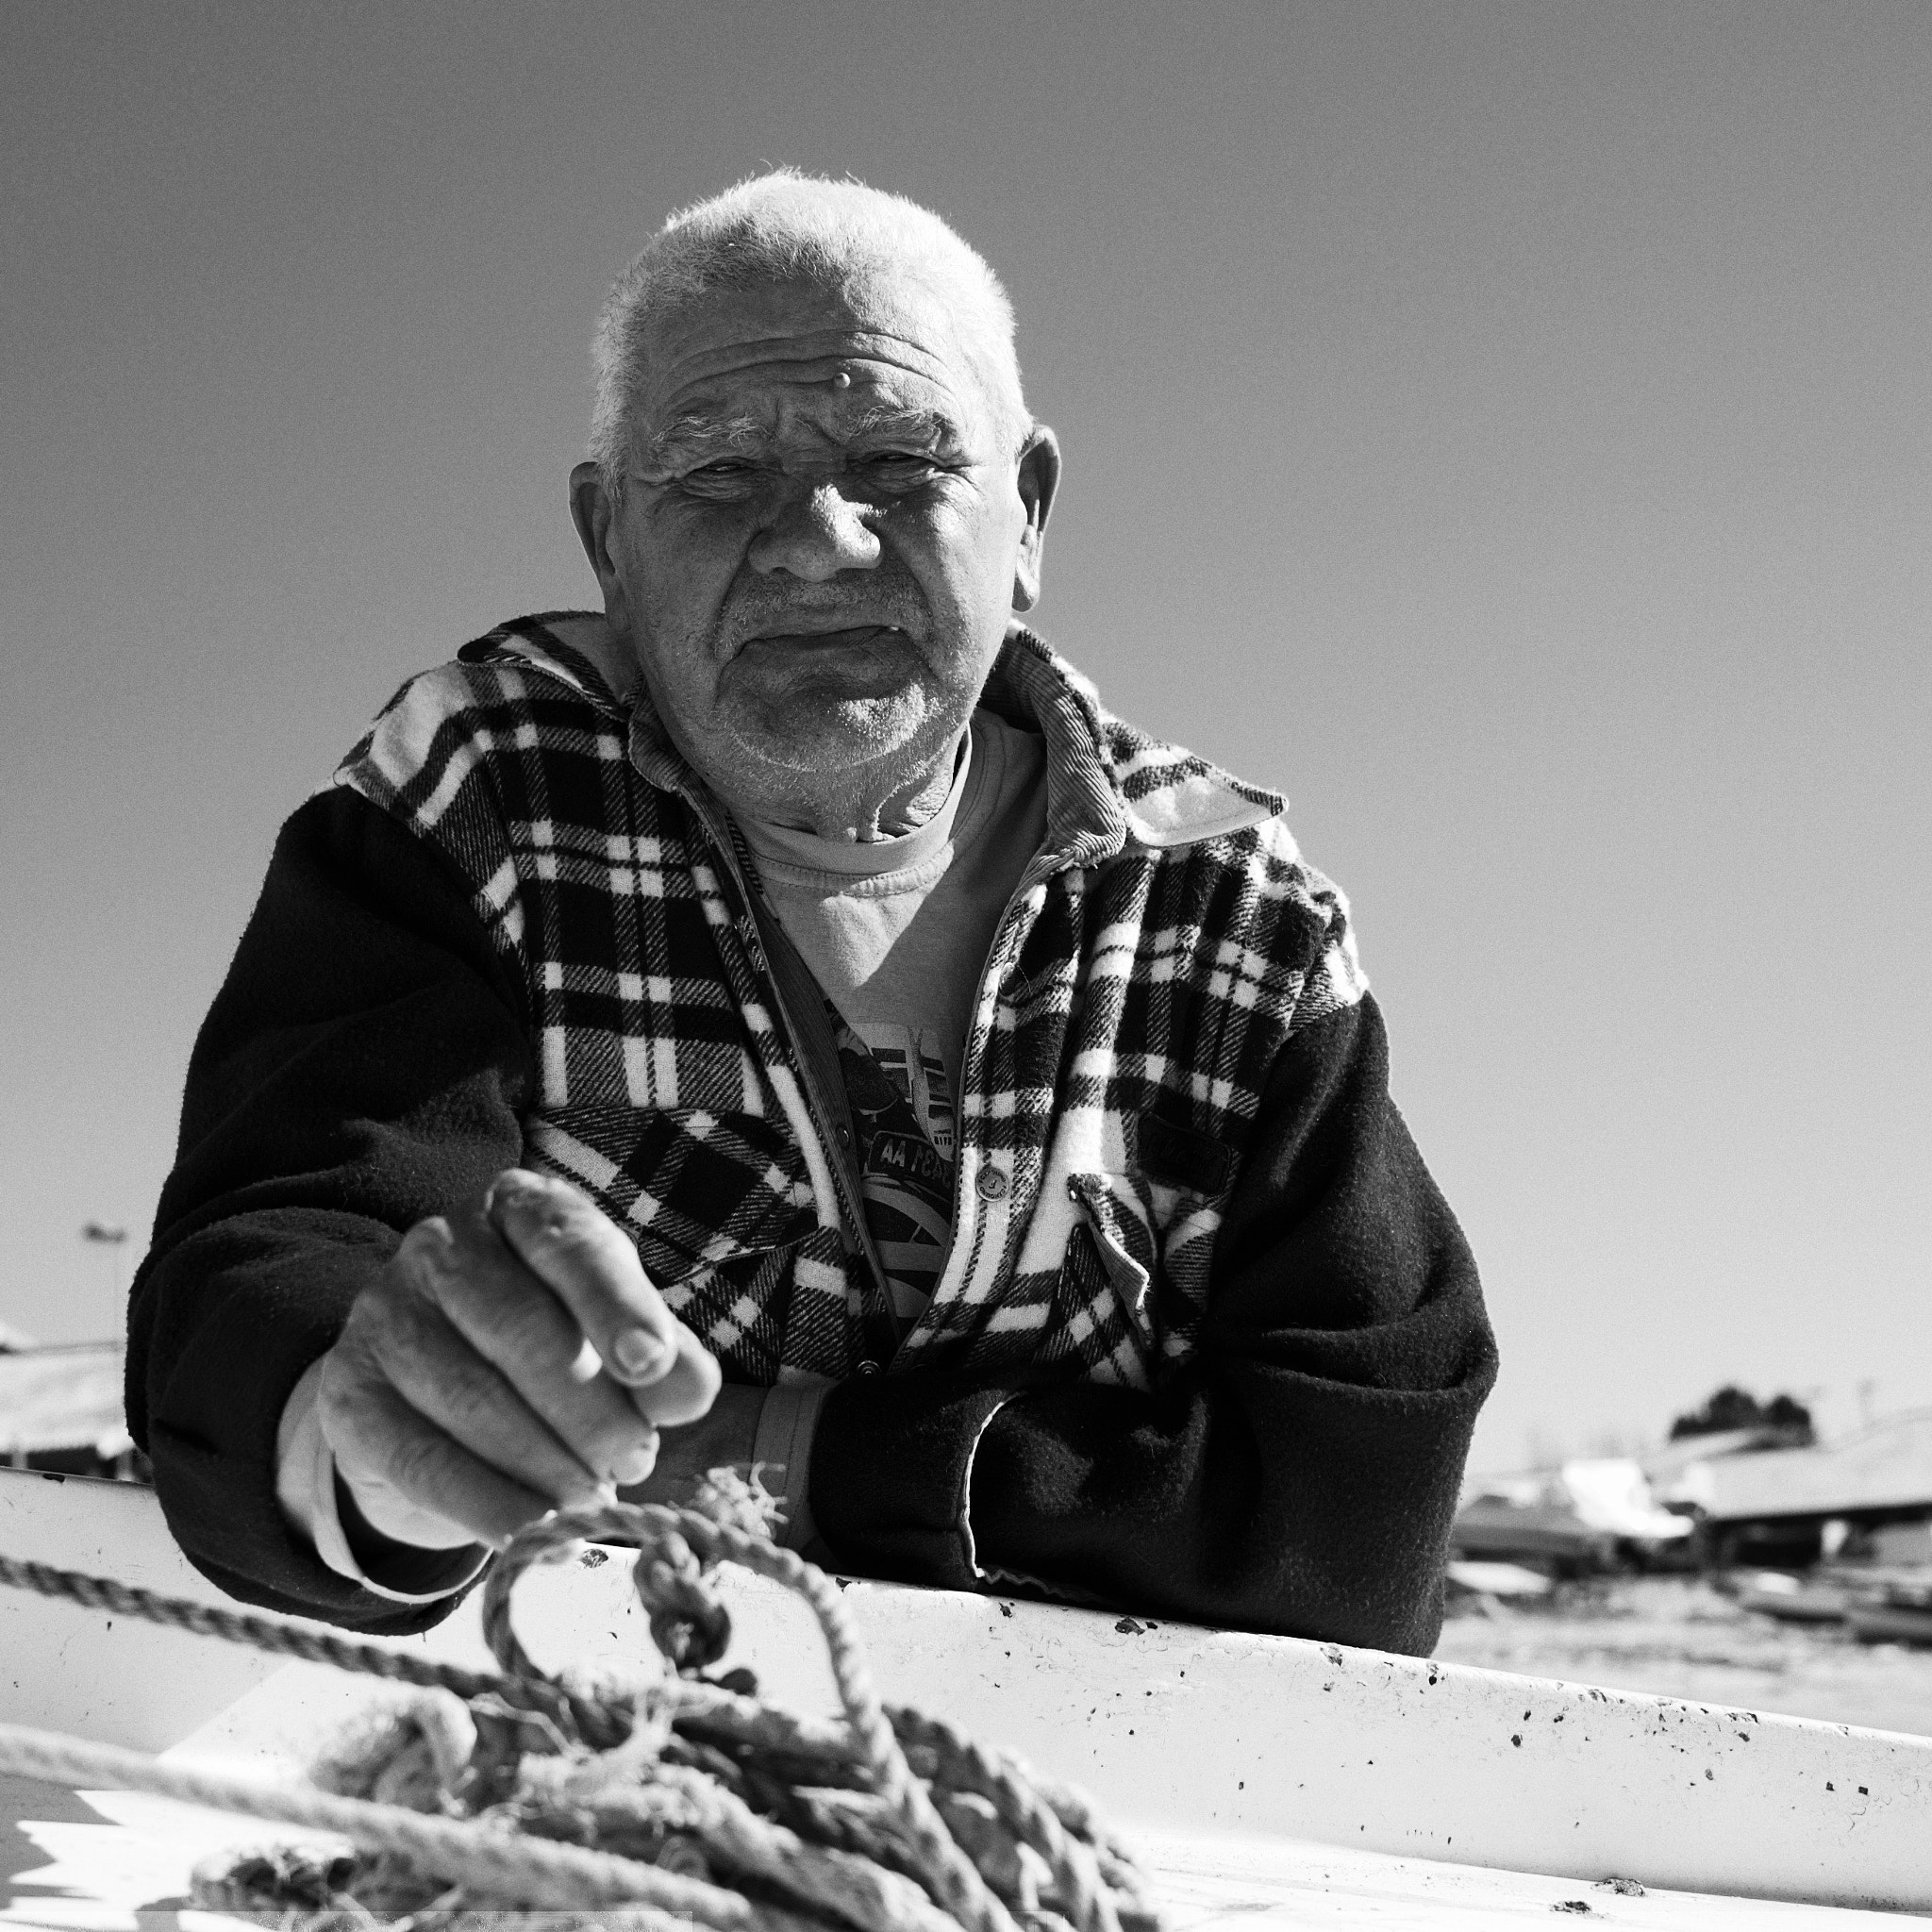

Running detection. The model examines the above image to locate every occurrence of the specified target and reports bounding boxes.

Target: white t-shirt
[739,708,1048,1320]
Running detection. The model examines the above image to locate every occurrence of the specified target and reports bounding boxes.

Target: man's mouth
[741,623,909,654]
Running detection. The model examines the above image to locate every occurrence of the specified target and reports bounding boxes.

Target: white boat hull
[2,1468,1927,1924]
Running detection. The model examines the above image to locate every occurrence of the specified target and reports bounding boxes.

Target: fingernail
[408,1219,456,1264]
[483,1171,541,1218]
[612,1443,656,1487]
[612,1327,670,1377]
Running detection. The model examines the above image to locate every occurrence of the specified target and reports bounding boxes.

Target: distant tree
[1761,1392,1815,1434]
[1669,1386,1758,1438]
[1669,1385,1814,1441]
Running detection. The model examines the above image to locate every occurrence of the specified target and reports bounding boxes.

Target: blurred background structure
[0,1331,144,1483]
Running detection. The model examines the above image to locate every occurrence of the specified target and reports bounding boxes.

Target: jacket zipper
[681,768,1070,1350]
[678,786,900,1362]
[936,845,1070,1306]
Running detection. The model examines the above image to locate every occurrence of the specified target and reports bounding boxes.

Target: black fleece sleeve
[808,993,1496,1656]
[126,787,534,1632]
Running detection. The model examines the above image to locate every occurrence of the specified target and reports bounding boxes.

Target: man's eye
[681,461,759,497]
[858,451,940,479]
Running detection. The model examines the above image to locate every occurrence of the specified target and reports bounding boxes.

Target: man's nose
[747,481,881,580]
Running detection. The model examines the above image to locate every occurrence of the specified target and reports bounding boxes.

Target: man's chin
[727,689,932,776]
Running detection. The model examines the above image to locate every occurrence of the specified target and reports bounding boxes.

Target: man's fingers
[483,1169,681,1387]
[401,1217,659,1486]
[332,1181,719,1552]
[469,1174,723,1427]
[338,1277,626,1514]
[325,1370,558,1549]
[628,1323,724,1429]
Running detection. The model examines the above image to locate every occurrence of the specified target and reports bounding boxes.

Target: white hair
[590,170,1029,489]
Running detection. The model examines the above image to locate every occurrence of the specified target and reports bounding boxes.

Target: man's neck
[747,728,968,842]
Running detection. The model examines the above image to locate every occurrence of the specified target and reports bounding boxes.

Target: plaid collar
[469,610,1284,865]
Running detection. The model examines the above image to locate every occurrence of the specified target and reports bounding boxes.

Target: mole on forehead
[655,323,962,395]
[650,344,964,437]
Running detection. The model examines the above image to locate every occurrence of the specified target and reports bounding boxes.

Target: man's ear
[570,460,622,590]
[1010,425,1061,613]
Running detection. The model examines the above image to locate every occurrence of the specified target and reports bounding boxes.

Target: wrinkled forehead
[635,275,995,451]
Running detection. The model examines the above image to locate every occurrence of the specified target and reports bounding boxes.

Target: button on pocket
[976,1165,1009,1201]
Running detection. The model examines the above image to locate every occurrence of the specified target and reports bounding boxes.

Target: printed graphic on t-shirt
[831,1017,957,1322]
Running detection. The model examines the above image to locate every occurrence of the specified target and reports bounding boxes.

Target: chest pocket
[525,1103,817,1285]
[1048,1157,1227,1389]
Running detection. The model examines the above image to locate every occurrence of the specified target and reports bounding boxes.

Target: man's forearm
[623,1382,827,1553]
[625,1384,766,1499]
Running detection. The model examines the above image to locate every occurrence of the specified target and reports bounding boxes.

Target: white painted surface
[0,1474,279,1750]
[2,1469,1928,1924]
[5,1790,1918,1930]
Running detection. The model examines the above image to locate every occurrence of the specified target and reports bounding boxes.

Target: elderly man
[128,174,1495,1654]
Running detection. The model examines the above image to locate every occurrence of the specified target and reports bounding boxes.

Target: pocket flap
[1066,1172,1158,1324]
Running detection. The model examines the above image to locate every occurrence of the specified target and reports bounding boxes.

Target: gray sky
[4,0,1926,1472]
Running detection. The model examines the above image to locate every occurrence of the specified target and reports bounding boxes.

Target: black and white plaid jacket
[336,615,1366,1395]
[134,608,1491,1645]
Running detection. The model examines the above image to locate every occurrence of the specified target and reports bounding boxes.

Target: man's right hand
[316,1168,721,1551]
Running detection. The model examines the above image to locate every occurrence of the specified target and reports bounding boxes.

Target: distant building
[1657,1408,1932,1566]
[0,1341,147,1482]
[1640,1424,1809,1488]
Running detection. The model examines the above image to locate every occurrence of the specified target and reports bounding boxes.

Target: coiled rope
[0,1485,1162,1932]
